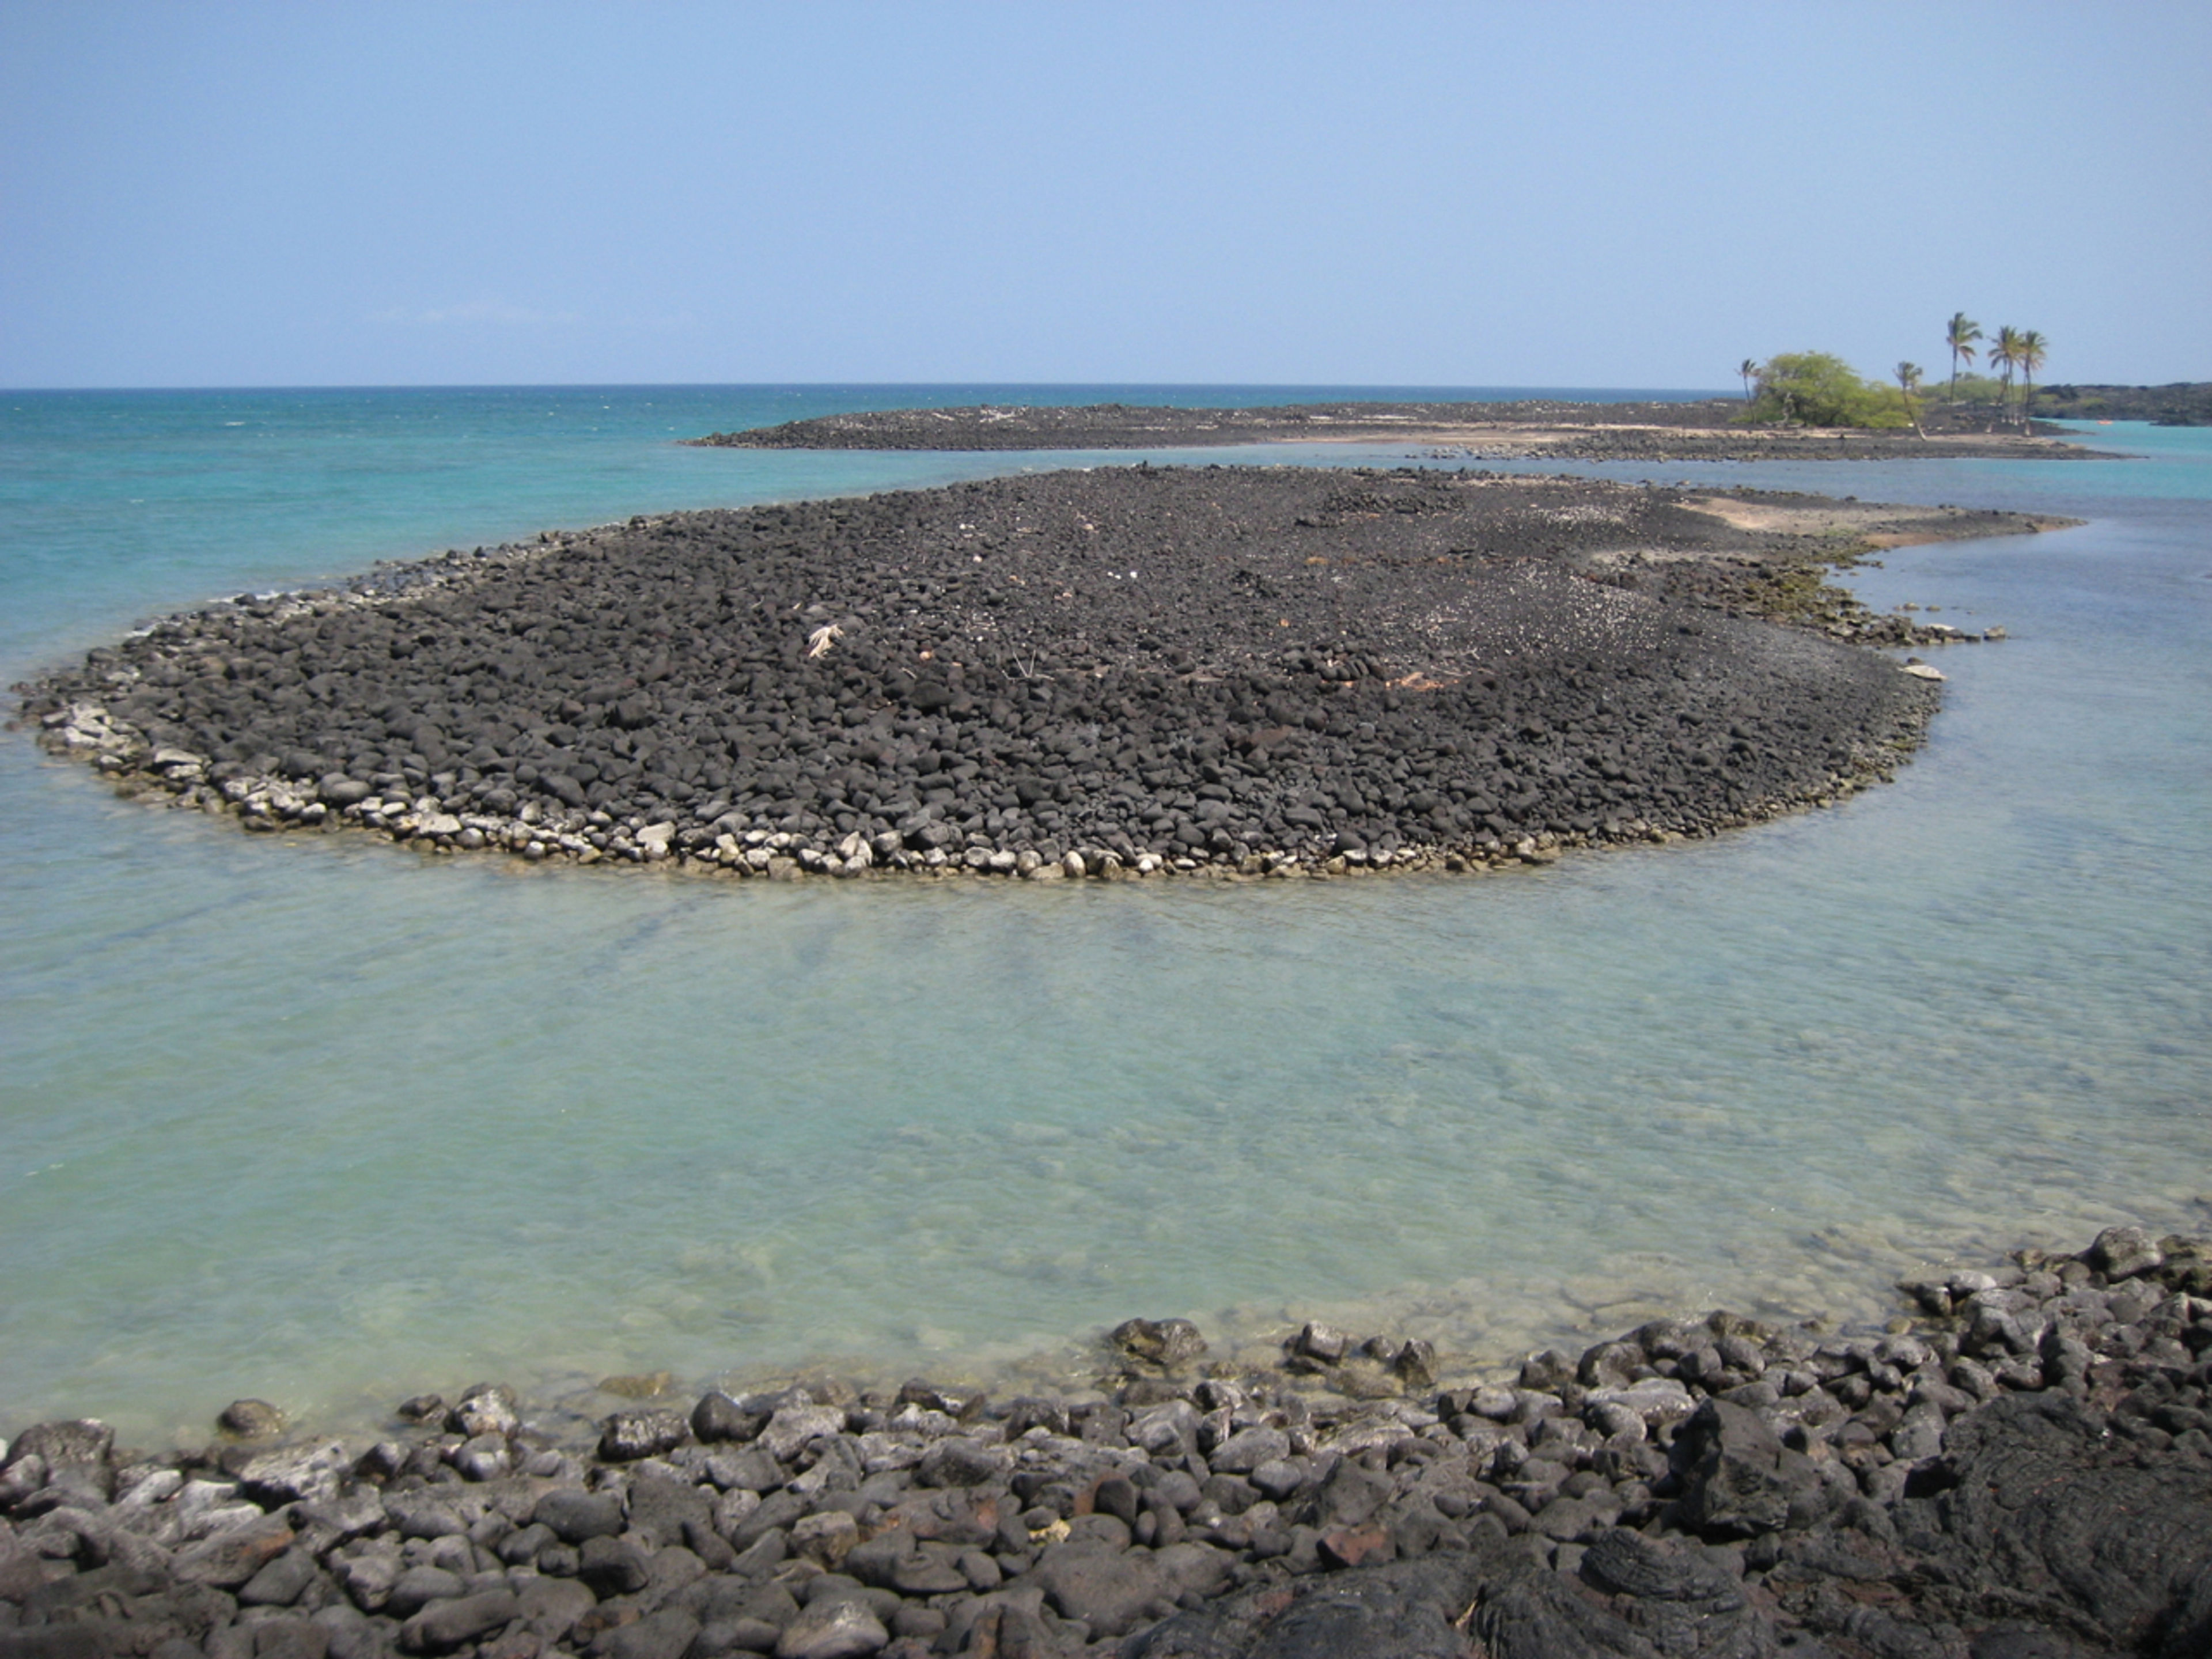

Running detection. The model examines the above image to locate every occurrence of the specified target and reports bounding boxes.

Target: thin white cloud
[369,302,581,327]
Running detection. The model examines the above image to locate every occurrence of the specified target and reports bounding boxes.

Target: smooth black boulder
[1673,1397,1821,1536]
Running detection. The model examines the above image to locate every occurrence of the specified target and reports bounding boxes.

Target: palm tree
[1895,362,1926,439]
[1945,312,1982,400]
[2017,330,2048,423]
[1988,325,2023,427]
[1738,359,1760,402]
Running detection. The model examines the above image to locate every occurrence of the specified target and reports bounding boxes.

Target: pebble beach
[3,1224,2208,1657]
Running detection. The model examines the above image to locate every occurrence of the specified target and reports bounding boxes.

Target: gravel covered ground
[691,400,2101,462]
[3,1225,2207,1658]
[17,467,2049,882]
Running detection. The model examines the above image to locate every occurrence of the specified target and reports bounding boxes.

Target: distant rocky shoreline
[2030,381,2212,427]
[17,468,2058,885]
[5,1224,2207,1657]
[690,399,2105,462]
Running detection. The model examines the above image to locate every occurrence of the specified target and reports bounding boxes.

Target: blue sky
[3,2,2206,389]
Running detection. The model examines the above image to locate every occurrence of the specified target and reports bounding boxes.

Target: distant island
[1728,321,2208,433]
[2029,381,2212,426]
[690,397,2101,460]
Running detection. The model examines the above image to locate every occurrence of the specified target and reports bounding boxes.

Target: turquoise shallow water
[3,390,2209,1448]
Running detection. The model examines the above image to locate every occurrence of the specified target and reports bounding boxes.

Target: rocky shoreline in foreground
[17,468,2057,884]
[5,1224,2209,1658]
[690,400,2103,463]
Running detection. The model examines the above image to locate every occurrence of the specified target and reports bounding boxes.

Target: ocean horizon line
[2,380,1738,399]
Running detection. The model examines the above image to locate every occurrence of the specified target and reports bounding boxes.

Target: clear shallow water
[3,391,2208,1449]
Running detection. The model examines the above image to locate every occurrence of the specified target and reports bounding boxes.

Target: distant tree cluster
[1737,353,1910,430]
[1737,313,2048,433]
[1942,313,2049,419]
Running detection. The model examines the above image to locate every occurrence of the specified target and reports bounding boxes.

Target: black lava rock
[21,467,1972,883]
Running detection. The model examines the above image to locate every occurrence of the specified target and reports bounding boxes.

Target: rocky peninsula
[17,467,2059,881]
[690,399,2103,463]
[3,1224,2208,1658]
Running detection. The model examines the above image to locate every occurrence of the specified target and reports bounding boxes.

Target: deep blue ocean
[4,385,2209,1446]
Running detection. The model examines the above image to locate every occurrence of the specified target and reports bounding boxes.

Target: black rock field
[3,1225,2209,1658]
[17,465,2044,881]
[689,400,2099,460]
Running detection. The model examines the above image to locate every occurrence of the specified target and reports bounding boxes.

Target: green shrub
[1739,353,1910,429]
